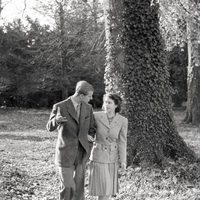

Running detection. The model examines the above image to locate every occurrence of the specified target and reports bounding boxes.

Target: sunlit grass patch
[0,108,200,200]
[117,160,200,200]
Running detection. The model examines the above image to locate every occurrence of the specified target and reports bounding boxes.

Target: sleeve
[88,107,97,138]
[46,104,59,132]
[118,117,128,164]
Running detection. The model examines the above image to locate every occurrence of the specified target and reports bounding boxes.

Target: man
[46,80,96,200]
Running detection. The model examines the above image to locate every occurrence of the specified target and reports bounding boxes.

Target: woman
[88,93,128,200]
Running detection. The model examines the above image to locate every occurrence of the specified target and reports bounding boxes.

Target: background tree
[0,0,2,16]
[103,0,196,165]
[57,0,69,98]
[0,0,106,108]
[34,0,106,99]
[159,0,188,108]
[168,45,187,107]
[184,0,200,124]
[0,19,32,106]
[0,0,8,17]
[160,0,200,125]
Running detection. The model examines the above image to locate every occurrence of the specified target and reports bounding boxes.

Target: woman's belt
[94,142,118,151]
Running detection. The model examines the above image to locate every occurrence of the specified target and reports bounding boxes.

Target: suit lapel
[79,103,87,127]
[65,98,79,123]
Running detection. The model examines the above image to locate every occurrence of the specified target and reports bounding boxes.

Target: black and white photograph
[0,0,200,200]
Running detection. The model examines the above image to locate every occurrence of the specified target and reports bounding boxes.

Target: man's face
[81,91,93,103]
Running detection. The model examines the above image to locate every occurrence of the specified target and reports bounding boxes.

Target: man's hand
[56,115,68,123]
[56,107,68,123]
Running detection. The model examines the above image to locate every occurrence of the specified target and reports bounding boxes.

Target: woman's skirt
[88,161,118,196]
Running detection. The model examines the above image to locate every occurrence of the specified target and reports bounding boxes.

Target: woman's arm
[118,117,128,168]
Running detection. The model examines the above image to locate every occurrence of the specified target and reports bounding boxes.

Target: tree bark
[104,0,124,93]
[184,2,200,125]
[103,0,196,165]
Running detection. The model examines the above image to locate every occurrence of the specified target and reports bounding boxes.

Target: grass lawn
[0,108,200,200]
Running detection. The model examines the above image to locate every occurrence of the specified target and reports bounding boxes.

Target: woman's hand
[120,162,126,171]
[87,135,95,142]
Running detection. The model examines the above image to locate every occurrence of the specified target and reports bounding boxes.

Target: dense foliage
[0,0,190,109]
[0,1,105,108]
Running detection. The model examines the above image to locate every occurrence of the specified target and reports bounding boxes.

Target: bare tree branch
[22,0,27,17]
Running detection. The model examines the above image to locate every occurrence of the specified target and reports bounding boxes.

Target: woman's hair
[103,93,122,113]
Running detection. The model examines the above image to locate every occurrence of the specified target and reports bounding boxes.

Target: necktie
[76,104,80,119]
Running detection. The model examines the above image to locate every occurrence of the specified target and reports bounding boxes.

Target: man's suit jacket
[90,111,128,164]
[46,97,96,167]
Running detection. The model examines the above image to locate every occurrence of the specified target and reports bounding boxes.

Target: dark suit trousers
[58,143,86,200]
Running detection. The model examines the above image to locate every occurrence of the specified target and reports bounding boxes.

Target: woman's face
[103,96,117,113]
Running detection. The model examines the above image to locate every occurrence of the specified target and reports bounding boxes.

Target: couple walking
[46,80,128,200]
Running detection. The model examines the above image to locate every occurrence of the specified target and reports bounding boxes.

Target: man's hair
[75,81,94,95]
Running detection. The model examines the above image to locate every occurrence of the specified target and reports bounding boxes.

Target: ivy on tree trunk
[103,0,196,165]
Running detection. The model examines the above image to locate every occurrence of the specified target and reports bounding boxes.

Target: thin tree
[184,0,200,125]
[103,0,196,165]
[56,0,69,99]
[159,0,200,125]
[0,0,2,16]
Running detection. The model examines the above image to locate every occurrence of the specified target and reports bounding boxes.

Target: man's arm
[88,107,96,139]
[46,104,59,132]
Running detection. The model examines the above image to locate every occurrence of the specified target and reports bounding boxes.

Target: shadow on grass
[0,134,54,142]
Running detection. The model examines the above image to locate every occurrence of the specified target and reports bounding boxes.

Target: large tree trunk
[104,0,124,93]
[103,0,196,165]
[184,2,200,125]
